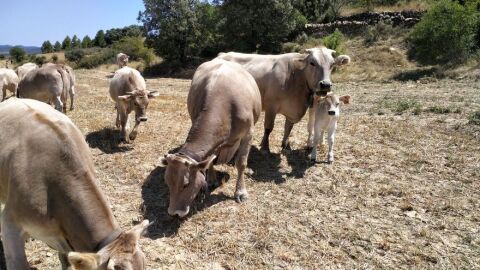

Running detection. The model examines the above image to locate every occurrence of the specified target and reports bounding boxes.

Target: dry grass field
[3,65,479,269]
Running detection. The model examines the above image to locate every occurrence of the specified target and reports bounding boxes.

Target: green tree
[139,0,202,62]
[94,30,107,47]
[41,40,53,53]
[293,0,331,22]
[9,46,26,63]
[113,37,156,65]
[62,36,72,50]
[71,35,81,49]
[82,35,93,48]
[221,0,301,53]
[105,25,144,45]
[54,41,62,52]
[407,0,479,65]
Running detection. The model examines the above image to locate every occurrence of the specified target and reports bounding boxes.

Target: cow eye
[310,62,315,66]
[336,102,340,106]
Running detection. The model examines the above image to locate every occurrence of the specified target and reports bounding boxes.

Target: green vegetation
[77,49,116,69]
[322,29,346,54]
[71,35,81,49]
[395,99,421,115]
[41,41,53,53]
[426,106,462,114]
[54,41,62,52]
[51,54,58,63]
[62,36,72,50]
[35,55,46,65]
[94,30,107,48]
[9,46,26,63]
[364,20,395,46]
[113,37,155,65]
[468,111,480,125]
[408,0,480,65]
[82,35,93,48]
[65,49,86,62]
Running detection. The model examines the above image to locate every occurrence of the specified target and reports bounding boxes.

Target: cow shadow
[0,243,5,269]
[141,166,229,240]
[247,146,312,184]
[85,127,133,154]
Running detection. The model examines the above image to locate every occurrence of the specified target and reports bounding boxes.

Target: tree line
[41,25,143,53]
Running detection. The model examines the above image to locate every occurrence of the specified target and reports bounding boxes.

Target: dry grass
[10,66,480,269]
[341,0,430,16]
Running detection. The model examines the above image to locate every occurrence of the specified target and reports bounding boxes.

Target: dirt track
[17,68,480,269]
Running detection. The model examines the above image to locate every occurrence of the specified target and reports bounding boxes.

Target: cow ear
[158,156,168,167]
[67,252,101,270]
[339,95,351,104]
[335,55,351,66]
[293,56,307,70]
[148,91,159,98]
[193,155,216,171]
[118,95,133,102]
[107,258,115,270]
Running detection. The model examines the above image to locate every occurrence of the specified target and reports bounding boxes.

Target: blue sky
[1,0,144,46]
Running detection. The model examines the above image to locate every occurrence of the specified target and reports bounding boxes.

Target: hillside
[0,45,41,55]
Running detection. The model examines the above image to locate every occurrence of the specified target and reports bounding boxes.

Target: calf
[307,93,351,163]
[159,59,261,217]
[117,53,129,68]
[0,98,149,270]
[109,66,158,142]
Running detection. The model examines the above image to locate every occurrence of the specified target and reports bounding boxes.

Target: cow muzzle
[328,111,336,116]
[319,80,332,91]
[138,116,148,122]
[168,206,190,218]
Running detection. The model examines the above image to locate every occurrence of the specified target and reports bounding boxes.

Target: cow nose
[319,81,332,90]
[328,111,335,116]
[139,117,148,122]
[167,206,190,218]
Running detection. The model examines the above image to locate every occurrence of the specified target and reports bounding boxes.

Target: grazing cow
[109,66,158,142]
[0,98,149,270]
[16,62,38,80]
[307,93,351,163]
[0,68,19,101]
[159,59,261,217]
[117,53,129,68]
[218,47,350,152]
[44,63,76,110]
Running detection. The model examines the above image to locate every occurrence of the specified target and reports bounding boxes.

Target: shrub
[322,29,346,54]
[77,49,116,69]
[364,20,394,46]
[51,54,59,63]
[65,49,86,62]
[282,42,302,53]
[394,99,421,115]
[0,55,5,60]
[468,111,480,125]
[35,55,46,65]
[408,0,479,65]
[113,37,156,65]
[9,46,26,63]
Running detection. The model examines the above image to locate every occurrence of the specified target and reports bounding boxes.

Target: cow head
[158,153,216,217]
[118,90,159,122]
[316,93,351,117]
[67,220,150,270]
[294,47,350,96]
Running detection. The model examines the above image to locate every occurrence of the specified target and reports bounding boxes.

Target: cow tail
[57,68,68,101]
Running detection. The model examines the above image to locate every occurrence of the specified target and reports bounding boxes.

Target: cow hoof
[327,160,334,164]
[234,191,248,203]
[129,131,138,141]
[260,147,271,154]
[305,146,313,152]
[281,143,291,151]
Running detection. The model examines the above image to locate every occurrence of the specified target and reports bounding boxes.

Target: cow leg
[206,162,221,192]
[1,85,6,101]
[69,86,75,111]
[234,133,252,202]
[115,110,121,129]
[54,96,64,112]
[310,126,324,162]
[327,127,335,163]
[306,106,316,151]
[129,120,141,141]
[281,119,294,150]
[1,211,29,270]
[260,109,276,152]
[58,252,69,270]
[120,112,129,143]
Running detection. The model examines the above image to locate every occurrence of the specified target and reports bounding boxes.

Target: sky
[1,0,144,46]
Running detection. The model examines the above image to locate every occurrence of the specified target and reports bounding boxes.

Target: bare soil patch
[16,68,480,269]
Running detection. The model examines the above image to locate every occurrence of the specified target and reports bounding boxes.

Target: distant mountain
[0,45,41,55]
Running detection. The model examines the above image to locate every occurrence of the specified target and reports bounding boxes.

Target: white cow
[117,53,129,68]
[0,68,19,101]
[16,62,38,80]
[307,93,351,163]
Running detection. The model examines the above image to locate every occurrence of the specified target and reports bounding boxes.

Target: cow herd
[0,47,351,269]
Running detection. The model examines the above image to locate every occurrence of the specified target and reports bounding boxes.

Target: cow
[307,93,351,163]
[117,53,129,68]
[15,62,38,80]
[217,47,350,152]
[0,98,149,270]
[0,68,19,101]
[44,63,76,110]
[109,66,159,142]
[17,65,71,113]
[159,59,262,218]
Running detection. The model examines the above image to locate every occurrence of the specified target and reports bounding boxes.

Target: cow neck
[180,122,224,162]
[289,67,313,106]
[178,148,203,163]
[60,171,120,252]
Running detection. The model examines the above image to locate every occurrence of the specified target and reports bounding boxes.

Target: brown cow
[217,47,350,152]
[109,66,159,142]
[159,59,261,217]
[0,98,149,270]
[44,63,76,110]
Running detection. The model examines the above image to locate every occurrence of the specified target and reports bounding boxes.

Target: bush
[77,49,116,69]
[9,46,26,63]
[468,111,480,125]
[321,29,346,54]
[394,99,421,115]
[65,49,86,62]
[52,54,58,63]
[364,20,394,46]
[408,0,479,65]
[113,37,156,65]
[35,55,47,66]
[282,42,302,53]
